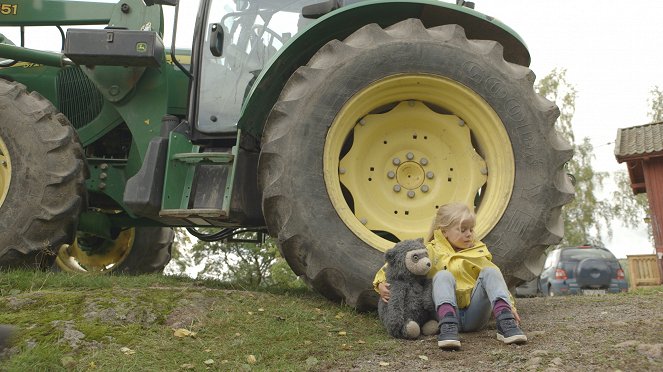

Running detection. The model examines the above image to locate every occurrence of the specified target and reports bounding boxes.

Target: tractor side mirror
[209,23,224,57]
[302,0,338,19]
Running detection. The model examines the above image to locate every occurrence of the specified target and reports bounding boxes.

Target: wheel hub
[324,74,514,252]
[395,161,424,190]
[338,99,487,242]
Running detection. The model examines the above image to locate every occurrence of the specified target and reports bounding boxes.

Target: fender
[238,0,530,140]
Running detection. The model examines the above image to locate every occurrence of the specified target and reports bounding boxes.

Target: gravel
[336,291,663,371]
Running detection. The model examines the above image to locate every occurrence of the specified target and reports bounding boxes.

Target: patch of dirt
[84,297,158,326]
[6,294,38,311]
[164,292,219,330]
[332,292,663,371]
[50,320,103,351]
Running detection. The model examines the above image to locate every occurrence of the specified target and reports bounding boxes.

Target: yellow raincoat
[373,230,515,309]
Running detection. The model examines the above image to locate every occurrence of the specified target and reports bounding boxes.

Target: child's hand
[378,282,391,303]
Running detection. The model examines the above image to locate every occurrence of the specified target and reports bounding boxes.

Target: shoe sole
[497,333,528,345]
[438,339,461,350]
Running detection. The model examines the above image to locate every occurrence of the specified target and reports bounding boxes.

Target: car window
[560,248,615,262]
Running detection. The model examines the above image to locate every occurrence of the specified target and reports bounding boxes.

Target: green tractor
[0,0,573,309]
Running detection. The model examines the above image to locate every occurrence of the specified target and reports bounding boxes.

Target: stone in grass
[61,356,76,368]
[306,356,319,368]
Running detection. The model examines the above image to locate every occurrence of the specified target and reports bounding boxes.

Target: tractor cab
[193,0,318,134]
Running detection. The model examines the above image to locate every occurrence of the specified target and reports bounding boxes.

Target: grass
[2,270,662,371]
[0,270,400,371]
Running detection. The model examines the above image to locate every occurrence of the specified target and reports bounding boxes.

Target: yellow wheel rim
[323,74,514,252]
[55,228,136,273]
[0,134,11,208]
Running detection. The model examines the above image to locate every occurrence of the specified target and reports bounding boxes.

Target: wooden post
[627,254,661,289]
[643,158,663,284]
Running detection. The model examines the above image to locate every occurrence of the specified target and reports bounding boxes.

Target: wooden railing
[626,254,662,290]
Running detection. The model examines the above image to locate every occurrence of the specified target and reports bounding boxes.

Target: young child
[374,202,527,350]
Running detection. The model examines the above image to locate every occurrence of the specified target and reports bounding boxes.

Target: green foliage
[163,227,192,275]
[612,171,653,241]
[535,68,576,144]
[191,232,278,286]
[536,69,613,246]
[167,229,305,290]
[648,85,663,122]
[563,139,613,246]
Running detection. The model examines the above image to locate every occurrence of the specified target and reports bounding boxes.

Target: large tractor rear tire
[258,20,574,310]
[0,80,86,269]
[55,227,174,274]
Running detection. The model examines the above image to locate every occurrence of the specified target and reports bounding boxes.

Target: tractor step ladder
[160,132,240,225]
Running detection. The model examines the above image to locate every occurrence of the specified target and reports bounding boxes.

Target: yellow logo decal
[136,42,147,53]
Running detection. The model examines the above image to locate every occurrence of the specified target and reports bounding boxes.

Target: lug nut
[426,171,435,179]
[406,152,414,160]
[359,119,366,126]
[393,185,401,192]
[480,167,488,175]
[387,171,395,179]
[420,157,428,165]
[407,190,415,198]
[458,119,465,126]
[392,158,401,166]
[339,167,346,174]
[421,185,429,193]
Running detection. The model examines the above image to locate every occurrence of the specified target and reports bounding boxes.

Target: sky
[474,0,662,258]
[477,0,663,172]
[2,0,659,258]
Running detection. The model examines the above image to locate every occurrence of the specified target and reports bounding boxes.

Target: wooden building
[614,121,663,283]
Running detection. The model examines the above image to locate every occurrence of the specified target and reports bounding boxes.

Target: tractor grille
[57,67,104,129]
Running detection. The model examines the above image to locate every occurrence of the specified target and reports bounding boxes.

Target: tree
[536,69,613,246]
[535,69,576,144]
[648,86,663,122]
[612,171,652,240]
[165,228,305,289]
[191,233,278,286]
[163,228,192,276]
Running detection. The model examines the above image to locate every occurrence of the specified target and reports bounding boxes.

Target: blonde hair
[425,202,476,242]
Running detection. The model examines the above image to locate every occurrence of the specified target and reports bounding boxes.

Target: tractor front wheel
[0,80,86,269]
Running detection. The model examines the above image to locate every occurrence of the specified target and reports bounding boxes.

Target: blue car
[539,245,628,296]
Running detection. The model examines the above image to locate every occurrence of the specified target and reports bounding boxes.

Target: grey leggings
[432,267,511,332]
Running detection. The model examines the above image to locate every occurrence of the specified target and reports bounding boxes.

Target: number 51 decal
[0,4,17,15]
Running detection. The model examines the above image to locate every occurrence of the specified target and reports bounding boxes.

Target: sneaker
[437,312,461,350]
[496,310,527,345]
